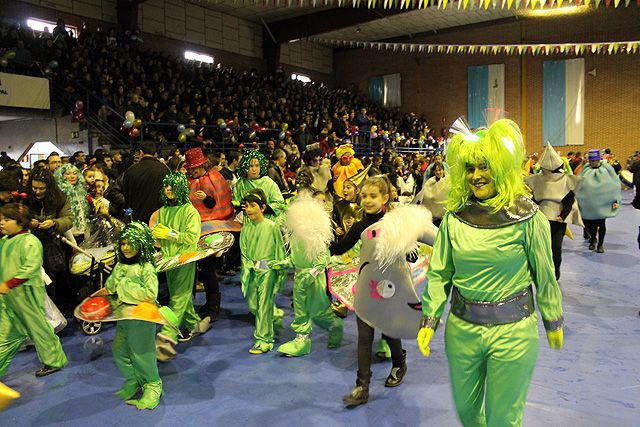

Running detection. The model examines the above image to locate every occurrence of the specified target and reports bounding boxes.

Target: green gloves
[417,327,435,357]
[152,224,178,241]
[546,328,563,349]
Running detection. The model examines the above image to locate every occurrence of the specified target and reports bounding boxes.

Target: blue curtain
[467,66,488,129]
[543,60,567,147]
[369,76,384,105]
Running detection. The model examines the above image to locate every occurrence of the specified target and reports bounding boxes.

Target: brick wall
[334,7,640,158]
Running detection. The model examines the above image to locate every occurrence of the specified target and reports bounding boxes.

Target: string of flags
[238,0,639,10]
[307,37,640,55]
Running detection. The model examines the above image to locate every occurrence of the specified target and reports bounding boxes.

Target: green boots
[115,380,140,400]
[277,334,311,357]
[125,381,162,410]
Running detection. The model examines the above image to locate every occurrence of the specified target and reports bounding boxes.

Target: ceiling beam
[267,6,413,43]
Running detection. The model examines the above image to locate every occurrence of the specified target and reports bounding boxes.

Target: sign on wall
[0,72,50,110]
[467,64,504,129]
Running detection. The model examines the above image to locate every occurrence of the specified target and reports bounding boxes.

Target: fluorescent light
[291,73,311,83]
[184,50,214,64]
[26,18,77,36]
[529,6,586,17]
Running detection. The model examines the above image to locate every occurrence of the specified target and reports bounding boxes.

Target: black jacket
[122,156,169,223]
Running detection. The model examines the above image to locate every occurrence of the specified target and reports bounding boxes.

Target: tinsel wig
[237,150,267,179]
[54,163,90,230]
[118,221,156,265]
[446,118,526,213]
[161,171,191,206]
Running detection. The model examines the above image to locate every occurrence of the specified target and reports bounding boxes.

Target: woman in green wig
[417,118,564,427]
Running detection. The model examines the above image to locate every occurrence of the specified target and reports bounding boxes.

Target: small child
[239,189,286,354]
[103,221,162,410]
[0,203,67,377]
[270,192,343,357]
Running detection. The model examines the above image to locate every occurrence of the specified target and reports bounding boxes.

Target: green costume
[105,261,162,407]
[240,216,285,352]
[276,242,342,356]
[0,233,67,377]
[156,202,202,342]
[232,176,286,220]
[423,207,563,426]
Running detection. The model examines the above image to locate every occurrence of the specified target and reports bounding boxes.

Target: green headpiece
[161,172,191,206]
[237,150,267,179]
[446,118,526,213]
[118,221,156,265]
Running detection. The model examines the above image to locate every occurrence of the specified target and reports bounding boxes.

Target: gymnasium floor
[1,191,639,426]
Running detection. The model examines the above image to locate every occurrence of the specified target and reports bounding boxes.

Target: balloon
[120,124,127,133]
[178,132,187,143]
[286,131,291,137]
[75,111,85,120]
[49,60,59,69]
[133,119,142,127]
[43,67,52,75]
[187,128,195,137]
[123,120,133,129]
[177,124,186,132]
[224,128,232,135]
[3,50,16,60]
[281,123,289,131]
[370,132,378,139]
[279,131,286,140]
[225,119,234,128]
[252,141,258,147]
[238,144,245,149]
[129,127,140,139]
[216,118,224,125]
[371,125,378,133]
[0,58,8,67]
[125,111,135,122]
[75,100,84,110]
[220,122,227,129]
[252,123,261,132]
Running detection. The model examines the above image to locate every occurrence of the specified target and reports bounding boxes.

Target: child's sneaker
[277,334,311,357]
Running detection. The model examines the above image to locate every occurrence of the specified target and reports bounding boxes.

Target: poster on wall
[543,58,585,147]
[0,72,50,109]
[467,64,505,129]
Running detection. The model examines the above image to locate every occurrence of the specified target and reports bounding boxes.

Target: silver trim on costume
[451,286,535,326]
[420,316,440,331]
[543,316,564,331]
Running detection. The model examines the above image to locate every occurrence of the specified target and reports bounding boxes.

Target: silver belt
[451,286,534,326]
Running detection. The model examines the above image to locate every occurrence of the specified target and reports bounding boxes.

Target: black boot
[342,370,371,407]
[384,350,407,387]
[198,292,221,322]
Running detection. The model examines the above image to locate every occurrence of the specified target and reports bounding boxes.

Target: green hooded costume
[105,221,162,409]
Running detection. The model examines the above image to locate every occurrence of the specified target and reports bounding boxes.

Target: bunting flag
[308,37,640,55]
[247,0,637,7]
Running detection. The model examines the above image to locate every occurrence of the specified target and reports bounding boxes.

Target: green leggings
[0,286,67,377]
[160,264,200,341]
[290,272,335,335]
[113,320,161,392]
[445,313,539,427]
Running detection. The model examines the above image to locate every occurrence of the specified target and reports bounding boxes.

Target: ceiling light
[528,5,588,17]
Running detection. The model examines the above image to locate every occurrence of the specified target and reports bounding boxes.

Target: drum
[620,169,634,189]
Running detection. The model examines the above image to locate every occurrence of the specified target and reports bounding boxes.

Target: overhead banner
[543,58,584,146]
[468,64,504,128]
[0,72,50,110]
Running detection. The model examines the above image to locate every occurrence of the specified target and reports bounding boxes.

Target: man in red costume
[184,147,239,325]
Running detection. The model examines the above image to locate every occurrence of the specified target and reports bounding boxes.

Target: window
[291,73,311,83]
[26,18,77,38]
[184,50,214,64]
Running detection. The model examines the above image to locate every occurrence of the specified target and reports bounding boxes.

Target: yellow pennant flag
[614,0,621,6]
[594,0,601,7]
[531,0,538,8]
[584,0,591,6]
[483,0,491,8]
[558,0,564,5]
[508,0,514,7]
[463,0,470,8]
[517,45,525,54]
[443,0,449,8]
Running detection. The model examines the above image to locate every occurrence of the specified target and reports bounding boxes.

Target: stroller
[67,217,121,335]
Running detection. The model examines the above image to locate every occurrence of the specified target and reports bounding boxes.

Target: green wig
[446,118,526,213]
[118,221,156,265]
[160,171,191,206]
[237,150,267,179]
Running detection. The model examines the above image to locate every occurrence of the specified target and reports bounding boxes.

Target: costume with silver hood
[525,142,582,279]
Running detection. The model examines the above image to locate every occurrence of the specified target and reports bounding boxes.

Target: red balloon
[238,143,245,149]
[252,123,261,131]
[129,127,140,139]
[258,127,266,133]
[252,141,258,147]
[81,297,111,320]
[225,119,234,128]
[75,111,85,120]
[286,130,291,137]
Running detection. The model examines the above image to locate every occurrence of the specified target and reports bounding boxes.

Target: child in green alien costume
[269,192,343,357]
[152,172,209,361]
[232,150,286,221]
[104,221,162,410]
[0,203,67,378]
[239,189,286,354]
[417,118,564,427]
